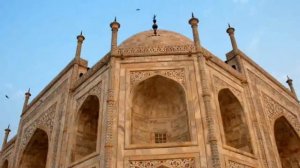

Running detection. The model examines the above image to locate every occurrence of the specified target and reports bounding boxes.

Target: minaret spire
[188,13,201,52]
[110,17,121,55]
[188,13,221,168]
[152,15,158,35]
[22,88,31,114]
[286,76,298,99]
[2,125,11,149]
[75,31,85,61]
[226,24,238,54]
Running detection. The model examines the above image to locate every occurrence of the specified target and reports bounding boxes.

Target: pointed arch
[72,95,99,162]
[218,88,253,153]
[157,165,170,168]
[274,116,300,167]
[2,160,8,168]
[131,75,190,144]
[19,128,49,168]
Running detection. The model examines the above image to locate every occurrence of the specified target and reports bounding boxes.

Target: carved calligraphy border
[118,44,196,56]
[129,158,196,168]
[228,160,253,168]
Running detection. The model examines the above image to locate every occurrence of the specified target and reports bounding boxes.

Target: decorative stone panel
[213,76,242,101]
[130,69,186,88]
[262,93,284,120]
[105,89,114,146]
[228,160,253,168]
[129,158,195,168]
[285,112,300,134]
[76,82,102,110]
[262,93,300,136]
[248,71,298,113]
[21,103,57,151]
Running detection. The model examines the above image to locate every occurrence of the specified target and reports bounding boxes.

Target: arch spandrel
[271,114,300,139]
[20,104,55,154]
[129,69,186,90]
[75,82,102,111]
[157,165,170,168]
[262,93,300,137]
[213,76,243,102]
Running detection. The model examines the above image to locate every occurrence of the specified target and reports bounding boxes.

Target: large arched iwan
[218,88,253,153]
[72,95,99,162]
[131,75,191,144]
[2,160,8,168]
[19,129,49,168]
[274,116,300,167]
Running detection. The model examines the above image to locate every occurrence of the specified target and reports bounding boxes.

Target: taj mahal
[0,15,299,168]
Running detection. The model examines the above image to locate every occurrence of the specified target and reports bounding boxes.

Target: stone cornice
[0,136,16,153]
[201,48,247,83]
[71,53,111,91]
[24,58,87,114]
[228,49,298,102]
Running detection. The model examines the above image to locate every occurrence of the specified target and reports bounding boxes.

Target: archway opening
[274,117,300,167]
[218,89,253,153]
[157,165,170,168]
[72,95,99,162]
[2,160,8,168]
[131,75,190,144]
[19,129,48,168]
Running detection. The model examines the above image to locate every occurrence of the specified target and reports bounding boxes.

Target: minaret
[188,13,201,52]
[286,76,298,99]
[110,17,120,55]
[22,88,31,114]
[226,24,238,54]
[75,31,85,61]
[189,13,221,168]
[2,125,11,149]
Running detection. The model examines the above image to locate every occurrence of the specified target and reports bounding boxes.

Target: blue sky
[0,0,300,145]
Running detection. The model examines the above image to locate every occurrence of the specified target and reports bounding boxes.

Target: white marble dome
[119,29,193,48]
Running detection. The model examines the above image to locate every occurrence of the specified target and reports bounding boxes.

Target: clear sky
[0,0,300,145]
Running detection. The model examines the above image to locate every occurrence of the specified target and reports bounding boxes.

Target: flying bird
[136,8,140,11]
[5,95,9,99]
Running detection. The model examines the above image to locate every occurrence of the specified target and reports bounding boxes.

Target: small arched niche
[157,165,170,168]
[72,95,99,162]
[274,117,300,167]
[131,75,190,144]
[19,129,49,168]
[2,160,8,168]
[218,88,253,153]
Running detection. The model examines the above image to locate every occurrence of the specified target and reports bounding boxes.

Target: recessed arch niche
[157,165,170,168]
[2,160,8,168]
[131,75,190,144]
[72,95,99,162]
[274,116,300,167]
[19,129,49,168]
[218,88,253,153]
